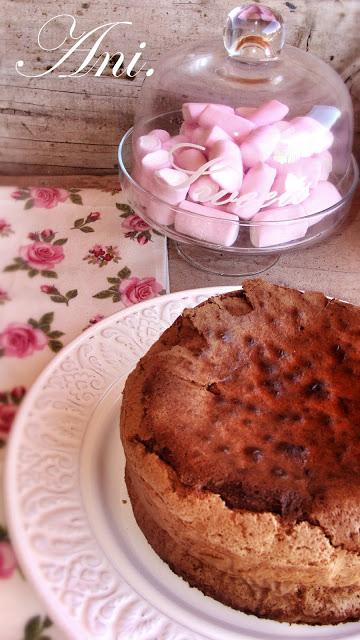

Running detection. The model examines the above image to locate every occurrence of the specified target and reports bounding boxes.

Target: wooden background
[1,0,360,176]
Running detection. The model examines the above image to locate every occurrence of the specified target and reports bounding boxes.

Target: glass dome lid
[118,3,358,277]
[135,3,353,179]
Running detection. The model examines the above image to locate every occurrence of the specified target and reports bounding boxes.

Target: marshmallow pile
[134,100,342,248]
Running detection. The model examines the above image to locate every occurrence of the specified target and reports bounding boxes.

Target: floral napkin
[0,185,168,640]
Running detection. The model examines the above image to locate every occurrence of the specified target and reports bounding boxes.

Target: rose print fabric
[0,186,168,639]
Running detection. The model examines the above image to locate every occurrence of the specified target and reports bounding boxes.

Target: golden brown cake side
[126,467,360,625]
[120,279,360,624]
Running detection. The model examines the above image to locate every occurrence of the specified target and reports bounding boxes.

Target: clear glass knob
[224,4,285,62]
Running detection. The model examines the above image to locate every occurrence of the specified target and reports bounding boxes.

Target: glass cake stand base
[175,242,279,277]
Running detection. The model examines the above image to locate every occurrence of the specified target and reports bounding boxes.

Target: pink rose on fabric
[30,187,68,209]
[40,284,57,294]
[0,288,9,304]
[0,541,17,579]
[0,403,17,434]
[119,276,163,306]
[87,211,101,222]
[91,244,105,258]
[121,215,149,232]
[0,219,11,233]
[20,242,64,269]
[11,190,22,200]
[89,313,105,325]
[0,219,13,236]
[40,228,54,240]
[84,244,120,267]
[0,323,47,358]
[137,235,148,245]
[11,386,26,401]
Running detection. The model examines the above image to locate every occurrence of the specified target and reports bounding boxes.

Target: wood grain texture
[1,0,360,175]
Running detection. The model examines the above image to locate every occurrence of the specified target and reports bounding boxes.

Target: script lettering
[16,14,154,79]
[167,142,310,208]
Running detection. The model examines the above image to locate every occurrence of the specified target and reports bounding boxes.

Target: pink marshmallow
[136,134,162,159]
[182,101,235,124]
[182,103,209,123]
[301,181,341,225]
[151,167,189,204]
[235,106,257,117]
[180,122,197,139]
[175,148,207,172]
[248,100,289,127]
[198,105,254,143]
[188,176,219,203]
[227,163,276,220]
[175,200,239,246]
[240,125,281,167]
[292,117,334,154]
[209,139,241,160]
[319,130,334,152]
[209,140,243,191]
[250,205,308,248]
[133,165,187,221]
[162,135,187,151]
[198,104,234,122]
[141,149,171,173]
[273,117,334,163]
[197,125,231,148]
[270,157,324,206]
[190,122,234,148]
[274,121,291,133]
[150,129,171,143]
[315,151,333,181]
[146,200,175,226]
[190,127,207,145]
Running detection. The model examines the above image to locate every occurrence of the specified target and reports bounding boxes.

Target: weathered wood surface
[1,175,359,303]
[1,0,360,175]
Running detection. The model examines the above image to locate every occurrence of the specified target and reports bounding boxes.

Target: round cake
[120,279,360,624]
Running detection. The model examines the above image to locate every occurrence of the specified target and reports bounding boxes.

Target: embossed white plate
[5,288,360,640]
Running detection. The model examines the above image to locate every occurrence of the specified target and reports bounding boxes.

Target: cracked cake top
[126,279,360,550]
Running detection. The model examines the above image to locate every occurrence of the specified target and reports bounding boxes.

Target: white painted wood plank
[1,0,359,174]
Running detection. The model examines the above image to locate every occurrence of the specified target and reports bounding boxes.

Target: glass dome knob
[224,4,285,62]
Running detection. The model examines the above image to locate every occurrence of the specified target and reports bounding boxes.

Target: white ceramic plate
[5,287,360,640]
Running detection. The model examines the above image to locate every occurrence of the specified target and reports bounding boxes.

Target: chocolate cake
[120,279,360,624]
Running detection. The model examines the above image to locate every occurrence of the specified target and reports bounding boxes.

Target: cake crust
[120,279,360,624]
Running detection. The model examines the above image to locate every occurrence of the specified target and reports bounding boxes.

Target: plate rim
[4,285,238,640]
[5,284,358,640]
